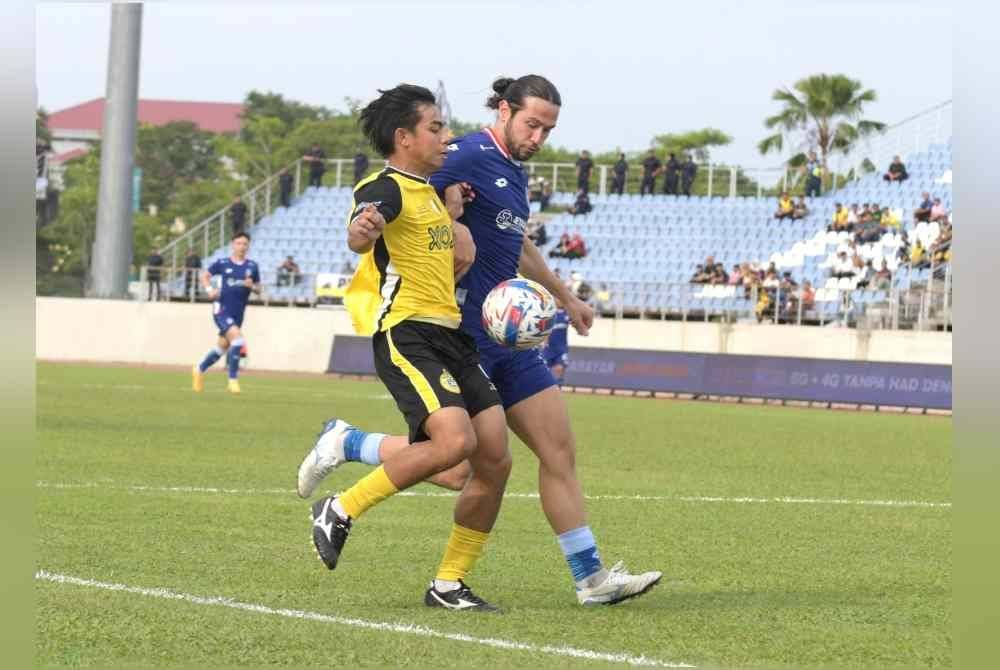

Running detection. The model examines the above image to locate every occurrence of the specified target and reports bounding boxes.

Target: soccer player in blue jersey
[299,76,661,606]
[541,304,570,385]
[192,232,260,394]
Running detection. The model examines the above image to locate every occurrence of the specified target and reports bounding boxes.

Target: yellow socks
[339,466,399,519]
[435,523,490,582]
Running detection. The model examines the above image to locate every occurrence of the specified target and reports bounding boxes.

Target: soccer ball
[481,278,557,350]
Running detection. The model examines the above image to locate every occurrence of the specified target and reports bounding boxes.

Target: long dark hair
[485,75,561,113]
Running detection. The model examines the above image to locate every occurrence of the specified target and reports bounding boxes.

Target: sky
[36,0,953,167]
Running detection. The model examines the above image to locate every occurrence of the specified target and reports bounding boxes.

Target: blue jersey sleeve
[250,263,260,284]
[207,259,224,276]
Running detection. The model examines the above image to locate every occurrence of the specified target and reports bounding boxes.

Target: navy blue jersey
[543,309,569,357]
[207,256,260,322]
[429,129,529,330]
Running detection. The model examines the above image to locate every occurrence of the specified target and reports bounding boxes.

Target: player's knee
[539,431,577,473]
[437,428,477,469]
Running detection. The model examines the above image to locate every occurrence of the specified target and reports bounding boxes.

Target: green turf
[36,362,951,668]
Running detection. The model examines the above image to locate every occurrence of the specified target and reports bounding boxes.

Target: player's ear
[395,127,410,150]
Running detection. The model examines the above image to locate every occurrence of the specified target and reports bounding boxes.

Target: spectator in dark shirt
[575,150,594,194]
[277,255,302,287]
[549,232,572,258]
[883,155,908,183]
[640,149,661,196]
[229,196,248,234]
[804,150,822,197]
[146,248,164,301]
[914,192,933,222]
[278,168,294,208]
[662,152,680,195]
[680,154,697,196]
[303,143,326,188]
[568,189,592,216]
[183,247,202,299]
[611,152,627,196]
[539,178,553,211]
[353,150,369,185]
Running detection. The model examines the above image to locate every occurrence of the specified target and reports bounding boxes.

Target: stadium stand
[188,140,951,326]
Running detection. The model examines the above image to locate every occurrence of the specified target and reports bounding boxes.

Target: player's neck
[231,254,246,263]
[485,124,511,157]
[386,156,430,180]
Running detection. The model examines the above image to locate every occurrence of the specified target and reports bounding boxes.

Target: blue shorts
[213,304,243,336]
[544,351,569,368]
[469,325,557,410]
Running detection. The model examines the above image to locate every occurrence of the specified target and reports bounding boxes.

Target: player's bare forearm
[347,232,375,254]
[518,236,573,303]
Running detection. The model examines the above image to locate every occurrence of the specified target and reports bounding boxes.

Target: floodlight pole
[88,3,143,298]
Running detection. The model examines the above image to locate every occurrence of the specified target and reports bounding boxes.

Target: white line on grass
[35,481,951,509]
[36,570,693,668]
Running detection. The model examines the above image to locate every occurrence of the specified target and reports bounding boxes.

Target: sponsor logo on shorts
[439,370,461,394]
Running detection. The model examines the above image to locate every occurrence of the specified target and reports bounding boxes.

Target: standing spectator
[575,150,594,194]
[229,195,248,235]
[804,150,822,197]
[183,246,202,300]
[302,143,326,188]
[611,152,627,196]
[277,255,302,287]
[727,264,742,285]
[639,149,661,196]
[792,195,809,219]
[539,178,553,211]
[774,191,795,220]
[353,149,369,185]
[278,168,294,208]
[788,280,815,317]
[883,155,908,183]
[680,154,697,196]
[146,247,164,301]
[930,198,949,222]
[662,152,680,195]
[914,192,933,222]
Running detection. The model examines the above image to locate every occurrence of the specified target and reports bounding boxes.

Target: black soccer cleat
[424,580,502,613]
[311,496,352,570]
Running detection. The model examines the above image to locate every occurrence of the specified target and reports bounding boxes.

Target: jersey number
[427,224,454,251]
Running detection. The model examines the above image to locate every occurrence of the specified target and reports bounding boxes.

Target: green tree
[757,74,886,167]
[653,128,733,163]
[136,121,220,212]
[215,116,290,183]
[37,152,101,293]
[241,90,332,140]
[37,107,53,151]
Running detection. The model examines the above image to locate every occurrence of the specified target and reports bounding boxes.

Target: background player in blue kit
[301,76,661,606]
[192,232,260,394]
[541,304,570,385]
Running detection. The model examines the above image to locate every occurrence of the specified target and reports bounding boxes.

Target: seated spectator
[911,240,928,268]
[549,232,572,258]
[727,264,742,285]
[277,255,301,286]
[568,190,592,216]
[914,192,933,222]
[798,280,816,311]
[854,257,873,289]
[930,198,949,222]
[526,218,548,246]
[846,203,860,229]
[880,207,901,230]
[708,263,729,285]
[873,260,893,290]
[755,286,773,323]
[830,251,856,279]
[792,195,809,219]
[930,223,952,267]
[689,264,710,284]
[829,203,849,232]
[855,213,884,244]
[883,155,909,183]
[774,192,794,220]
[563,231,588,259]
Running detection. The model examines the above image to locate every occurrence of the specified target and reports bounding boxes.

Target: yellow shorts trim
[386,328,441,414]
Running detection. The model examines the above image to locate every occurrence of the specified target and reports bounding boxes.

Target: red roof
[50,148,90,165]
[48,98,244,135]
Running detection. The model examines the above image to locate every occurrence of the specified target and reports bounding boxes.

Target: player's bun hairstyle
[359,84,438,158]
[232,231,250,242]
[485,75,562,113]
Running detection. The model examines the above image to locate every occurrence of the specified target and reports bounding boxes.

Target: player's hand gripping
[348,204,386,252]
[452,221,476,281]
[564,293,595,337]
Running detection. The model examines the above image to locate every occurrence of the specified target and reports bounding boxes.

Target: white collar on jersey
[482,127,522,167]
[385,163,430,183]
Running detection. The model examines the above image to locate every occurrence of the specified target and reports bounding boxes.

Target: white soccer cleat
[576,561,663,606]
[297,418,353,499]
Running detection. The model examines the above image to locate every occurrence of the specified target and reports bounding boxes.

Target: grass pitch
[36,362,951,668]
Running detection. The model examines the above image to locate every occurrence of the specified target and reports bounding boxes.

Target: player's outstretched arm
[347,204,386,254]
[518,236,593,336]
[201,269,219,300]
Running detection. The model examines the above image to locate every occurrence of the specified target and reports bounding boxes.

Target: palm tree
[757,74,886,168]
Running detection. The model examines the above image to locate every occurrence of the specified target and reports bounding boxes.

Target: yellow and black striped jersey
[344,167,460,335]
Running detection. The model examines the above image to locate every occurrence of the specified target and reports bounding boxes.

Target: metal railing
[136,263,952,331]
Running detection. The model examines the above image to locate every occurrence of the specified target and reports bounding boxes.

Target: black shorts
[373,320,501,443]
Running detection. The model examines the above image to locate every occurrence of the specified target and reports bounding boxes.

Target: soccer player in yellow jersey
[301,84,510,612]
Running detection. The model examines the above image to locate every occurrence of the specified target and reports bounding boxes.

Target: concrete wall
[36,297,952,373]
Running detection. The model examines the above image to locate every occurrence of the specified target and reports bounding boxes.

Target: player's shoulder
[354,170,402,202]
